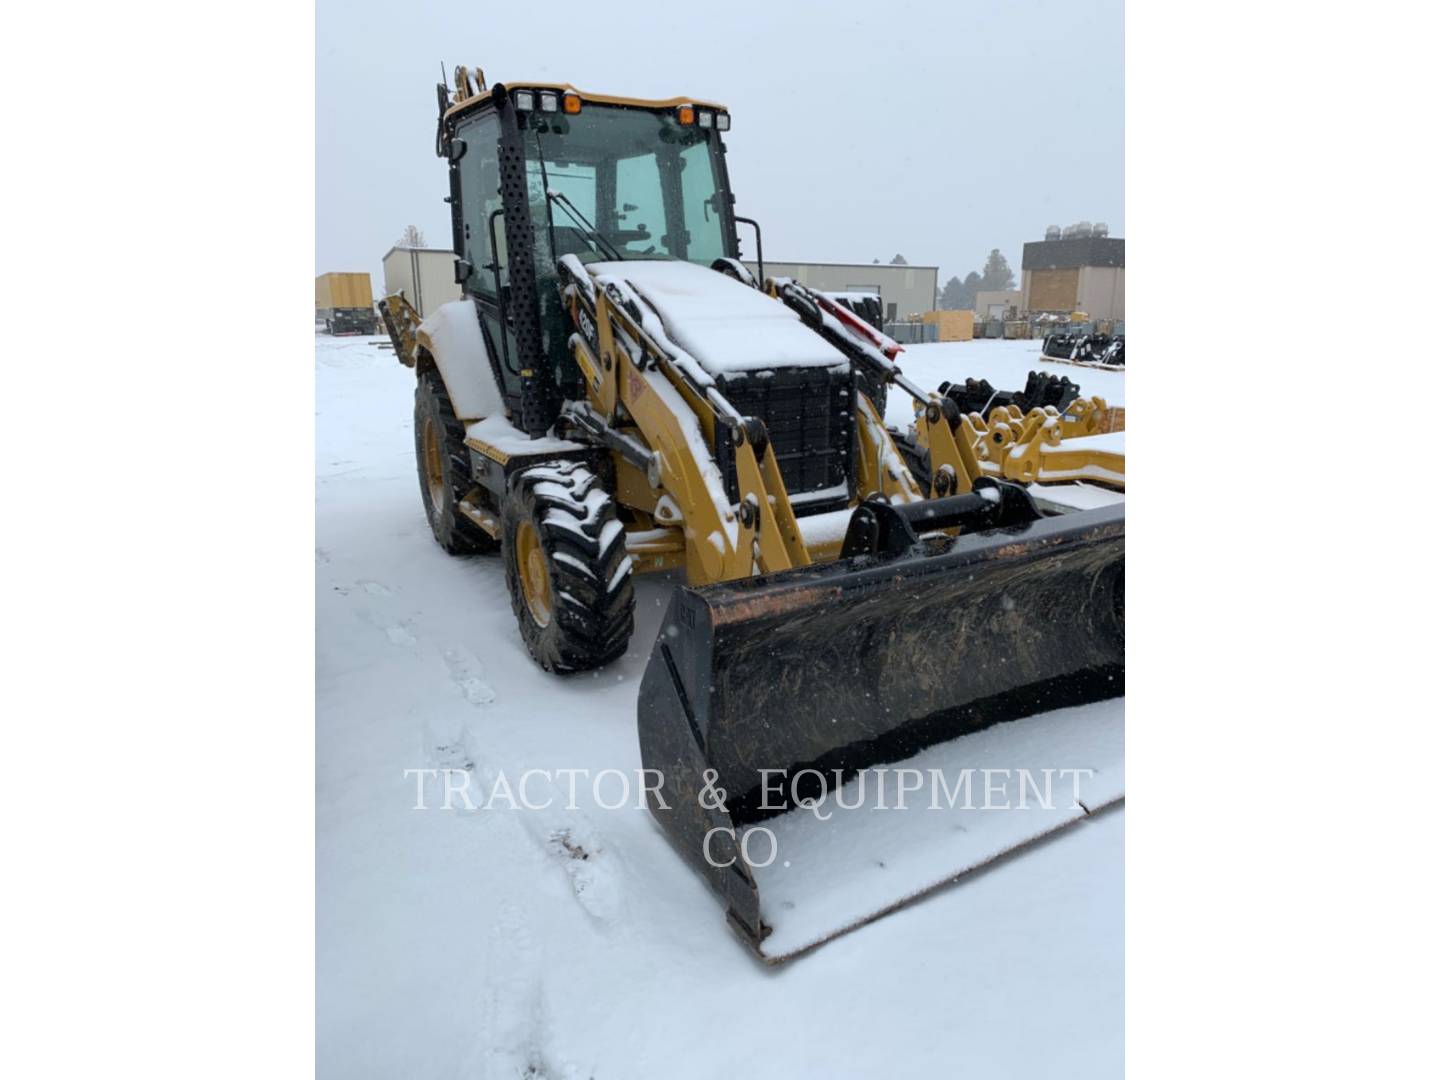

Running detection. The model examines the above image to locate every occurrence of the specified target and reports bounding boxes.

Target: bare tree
[396,225,427,249]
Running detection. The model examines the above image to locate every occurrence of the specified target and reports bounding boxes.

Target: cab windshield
[521,105,730,271]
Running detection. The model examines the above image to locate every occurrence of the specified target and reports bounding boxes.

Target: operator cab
[438,78,748,432]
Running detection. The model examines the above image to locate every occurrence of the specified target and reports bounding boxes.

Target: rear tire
[414,371,497,555]
[501,461,635,673]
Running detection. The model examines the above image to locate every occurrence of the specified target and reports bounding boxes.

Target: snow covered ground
[316,333,1124,1078]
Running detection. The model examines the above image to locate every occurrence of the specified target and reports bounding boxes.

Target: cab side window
[456,114,504,297]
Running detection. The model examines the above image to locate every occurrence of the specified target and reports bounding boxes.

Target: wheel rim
[421,415,447,512]
[515,520,553,627]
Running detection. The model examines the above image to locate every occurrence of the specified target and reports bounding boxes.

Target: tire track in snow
[427,717,629,927]
[442,647,497,706]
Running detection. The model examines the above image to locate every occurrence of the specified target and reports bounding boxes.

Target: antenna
[439,61,448,91]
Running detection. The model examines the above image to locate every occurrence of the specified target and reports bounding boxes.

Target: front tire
[414,371,497,555]
[502,461,635,673]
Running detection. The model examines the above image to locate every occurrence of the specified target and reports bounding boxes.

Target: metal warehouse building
[381,246,463,319]
[744,261,939,323]
[1020,236,1125,321]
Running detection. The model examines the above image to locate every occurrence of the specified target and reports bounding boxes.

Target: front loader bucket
[638,481,1124,961]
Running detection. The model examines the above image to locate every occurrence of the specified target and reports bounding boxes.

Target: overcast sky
[316,0,1122,292]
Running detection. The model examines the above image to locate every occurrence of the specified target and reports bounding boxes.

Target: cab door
[450,110,524,412]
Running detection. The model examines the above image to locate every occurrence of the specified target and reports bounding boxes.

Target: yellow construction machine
[381,68,1126,961]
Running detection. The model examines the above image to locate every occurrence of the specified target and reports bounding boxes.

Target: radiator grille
[713,367,856,515]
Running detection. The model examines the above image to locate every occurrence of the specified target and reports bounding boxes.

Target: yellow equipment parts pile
[964,397,1125,489]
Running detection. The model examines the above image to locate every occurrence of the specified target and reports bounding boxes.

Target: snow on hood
[583,259,849,379]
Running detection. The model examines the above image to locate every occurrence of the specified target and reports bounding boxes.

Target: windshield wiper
[546,189,625,262]
[530,129,624,262]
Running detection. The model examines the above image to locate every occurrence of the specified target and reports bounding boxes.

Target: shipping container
[316,272,378,334]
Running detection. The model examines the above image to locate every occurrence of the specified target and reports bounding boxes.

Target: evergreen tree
[940,276,966,310]
[979,249,1015,291]
[960,271,983,309]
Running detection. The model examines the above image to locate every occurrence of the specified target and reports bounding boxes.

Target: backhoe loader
[381,68,1126,961]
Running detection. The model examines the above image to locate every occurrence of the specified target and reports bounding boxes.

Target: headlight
[539,91,559,112]
[697,109,714,128]
[716,112,730,131]
[513,89,534,111]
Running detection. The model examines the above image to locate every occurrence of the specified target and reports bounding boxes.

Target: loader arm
[560,260,812,584]
[854,395,925,504]
[772,277,1001,499]
[908,395,988,497]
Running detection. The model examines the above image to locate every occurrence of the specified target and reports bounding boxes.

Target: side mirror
[448,138,467,162]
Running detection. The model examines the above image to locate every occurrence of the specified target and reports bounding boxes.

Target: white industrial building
[381,247,463,319]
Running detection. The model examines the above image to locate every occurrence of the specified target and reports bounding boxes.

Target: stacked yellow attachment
[965,397,1126,489]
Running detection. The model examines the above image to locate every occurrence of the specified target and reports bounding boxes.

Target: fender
[414,299,505,422]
